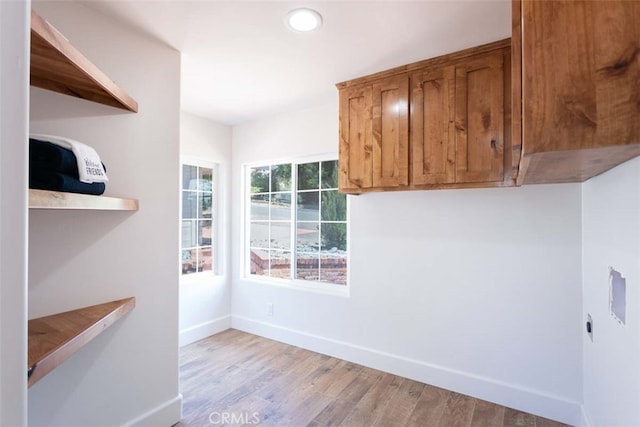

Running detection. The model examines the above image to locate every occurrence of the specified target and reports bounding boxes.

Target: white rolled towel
[30,134,109,184]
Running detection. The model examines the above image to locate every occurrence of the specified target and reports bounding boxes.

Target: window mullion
[246,166,252,277]
[291,162,297,281]
[267,165,272,277]
[318,163,322,281]
[195,166,200,271]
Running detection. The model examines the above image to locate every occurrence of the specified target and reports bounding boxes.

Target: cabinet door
[518,0,640,184]
[411,67,455,185]
[454,52,505,183]
[339,85,372,192]
[372,75,409,188]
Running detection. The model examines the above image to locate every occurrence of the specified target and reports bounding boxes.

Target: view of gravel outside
[181,164,214,275]
[249,160,347,285]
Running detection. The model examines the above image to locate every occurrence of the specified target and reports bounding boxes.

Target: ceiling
[83,1,511,125]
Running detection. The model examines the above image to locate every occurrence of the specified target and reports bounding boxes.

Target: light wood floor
[176,329,569,427]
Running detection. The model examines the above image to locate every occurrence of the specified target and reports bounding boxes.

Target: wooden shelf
[28,297,135,387]
[29,189,139,211]
[30,10,138,112]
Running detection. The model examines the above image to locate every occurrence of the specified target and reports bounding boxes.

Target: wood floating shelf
[28,297,135,387]
[29,189,139,211]
[30,9,138,112]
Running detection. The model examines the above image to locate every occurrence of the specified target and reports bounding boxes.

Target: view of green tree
[298,162,319,190]
[321,190,346,221]
[321,160,339,189]
[271,164,292,191]
[321,223,346,250]
[251,166,270,193]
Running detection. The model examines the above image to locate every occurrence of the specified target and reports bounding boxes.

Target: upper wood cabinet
[514,0,640,184]
[338,39,512,194]
[338,75,409,192]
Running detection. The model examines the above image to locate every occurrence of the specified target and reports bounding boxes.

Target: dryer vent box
[609,268,626,325]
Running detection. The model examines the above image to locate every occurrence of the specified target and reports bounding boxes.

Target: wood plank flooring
[175,329,569,427]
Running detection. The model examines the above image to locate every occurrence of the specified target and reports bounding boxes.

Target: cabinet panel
[411,67,455,185]
[517,0,640,184]
[372,75,409,187]
[522,0,596,153]
[593,0,640,146]
[339,86,372,192]
[455,52,505,183]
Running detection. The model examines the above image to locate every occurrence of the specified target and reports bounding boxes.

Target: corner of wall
[580,157,640,427]
[0,0,30,425]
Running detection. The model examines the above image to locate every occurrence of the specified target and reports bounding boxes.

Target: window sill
[241,275,350,298]
[180,272,223,286]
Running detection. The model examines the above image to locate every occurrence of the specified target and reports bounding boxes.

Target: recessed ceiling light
[285,8,323,32]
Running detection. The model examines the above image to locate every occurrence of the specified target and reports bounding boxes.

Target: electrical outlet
[266,303,274,317]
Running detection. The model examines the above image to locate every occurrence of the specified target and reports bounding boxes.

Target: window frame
[180,157,219,281]
[242,154,350,296]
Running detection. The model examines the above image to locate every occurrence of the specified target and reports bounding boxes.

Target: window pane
[246,160,347,285]
[271,164,291,192]
[199,193,212,218]
[251,194,270,220]
[198,247,212,272]
[296,222,319,252]
[321,160,339,189]
[270,250,291,279]
[270,221,291,250]
[198,167,213,192]
[297,191,319,221]
[181,220,197,249]
[251,166,270,193]
[320,254,347,285]
[182,249,197,274]
[198,220,212,245]
[183,165,197,190]
[321,190,346,221]
[270,193,291,220]
[182,191,197,219]
[250,248,269,276]
[298,162,319,190]
[321,223,347,251]
[250,222,269,249]
[296,252,319,281]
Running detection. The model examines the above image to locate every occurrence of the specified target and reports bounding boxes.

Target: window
[181,163,215,275]
[247,159,347,286]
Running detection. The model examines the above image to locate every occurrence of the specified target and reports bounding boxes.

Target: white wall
[231,100,583,425]
[0,1,29,425]
[179,112,232,346]
[28,2,181,426]
[582,157,640,427]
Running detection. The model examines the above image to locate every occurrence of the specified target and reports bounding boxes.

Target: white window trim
[180,157,221,282]
[241,153,350,296]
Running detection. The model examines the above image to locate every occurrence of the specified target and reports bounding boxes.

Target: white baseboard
[232,315,582,427]
[180,315,232,347]
[121,394,182,427]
